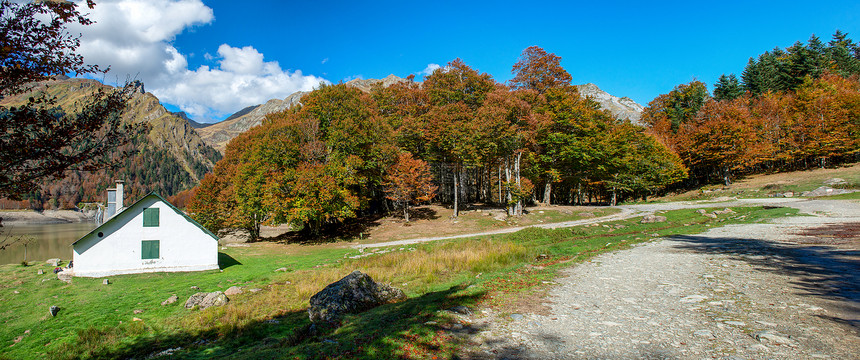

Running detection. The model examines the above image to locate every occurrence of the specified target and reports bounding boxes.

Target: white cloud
[156,44,327,119]
[418,63,441,77]
[69,0,327,121]
[321,58,329,64]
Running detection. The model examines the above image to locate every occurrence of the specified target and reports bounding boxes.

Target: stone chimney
[104,180,125,221]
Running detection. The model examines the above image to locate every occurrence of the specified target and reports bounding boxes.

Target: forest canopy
[189,48,688,238]
[644,31,860,186]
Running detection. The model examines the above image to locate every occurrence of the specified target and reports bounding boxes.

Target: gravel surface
[460,198,860,359]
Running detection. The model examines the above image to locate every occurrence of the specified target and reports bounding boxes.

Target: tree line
[644,31,860,186]
[188,47,687,238]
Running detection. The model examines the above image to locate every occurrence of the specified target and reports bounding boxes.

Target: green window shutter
[143,208,160,227]
[142,240,160,259]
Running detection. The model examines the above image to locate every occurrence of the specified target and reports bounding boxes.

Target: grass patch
[0,206,797,359]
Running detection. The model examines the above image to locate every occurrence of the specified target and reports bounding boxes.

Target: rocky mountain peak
[574,83,645,124]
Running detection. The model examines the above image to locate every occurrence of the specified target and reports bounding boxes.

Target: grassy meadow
[0,206,798,359]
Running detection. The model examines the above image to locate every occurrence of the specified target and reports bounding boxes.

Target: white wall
[73,196,218,277]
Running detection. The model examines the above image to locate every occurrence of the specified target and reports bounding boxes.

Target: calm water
[0,223,97,265]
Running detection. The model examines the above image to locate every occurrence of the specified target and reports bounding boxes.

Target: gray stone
[696,209,707,215]
[161,294,178,306]
[249,288,263,293]
[49,305,59,317]
[801,186,854,197]
[103,279,110,285]
[693,329,714,338]
[307,270,406,323]
[185,291,229,310]
[46,258,61,266]
[509,314,525,321]
[37,269,43,275]
[754,330,795,345]
[133,309,144,314]
[713,208,735,215]
[57,271,72,283]
[275,267,289,272]
[449,306,473,316]
[225,286,242,296]
[640,214,667,223]
[703,213,718,219]
[823,178,847,186]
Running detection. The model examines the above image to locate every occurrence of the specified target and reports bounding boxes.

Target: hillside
[197,76,644,153]
[0,78,221,208]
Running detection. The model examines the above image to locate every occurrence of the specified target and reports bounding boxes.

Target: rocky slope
[196,76,644,153]
[575,83,645,124]
[0,78,221,206]
[197,75,410,153]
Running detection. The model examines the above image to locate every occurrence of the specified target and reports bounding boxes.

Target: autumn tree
[0,1,144,200]
[422,59,495,217]
[509,46,573,93]
[383,153,436,222]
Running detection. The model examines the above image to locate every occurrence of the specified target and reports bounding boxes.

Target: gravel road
[459,198,860,359]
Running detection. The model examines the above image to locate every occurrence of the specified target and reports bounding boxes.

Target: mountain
[574,83,645,124]
[0,78,221,208]
[197,74,410,152]
[194,76,643,153]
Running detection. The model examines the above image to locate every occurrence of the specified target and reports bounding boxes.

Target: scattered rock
[509,314,525,321]
[680,295,708,303]
[13,290,19,294]
[696,209,707,215]
[190,286,199,290]
[57,271,72,283]
[161,295,178,306]
[693,329,714,338]
[37,269,43,275]
[102,279,110,285]
[133,317,143,322]
[535,254,550,261]
[275,267,289,272]
[46,258,61,266]
[754,330,795,346]
[133,309,144,314]
[823,178,847,186]
[801,186,854,197]
[713,208,735,215]
[151,347,182,358]
[724,320,746,326]
[225,286,242,296]
[449,306,473,316]
[184,291,229,310]
[249,288,263,293]
[49,306,59,317]
[640,214,667,223]
[307,270,407,323]
[703,213,718,219]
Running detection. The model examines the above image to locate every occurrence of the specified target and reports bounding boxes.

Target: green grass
[816,191,860,200]
[0,206,798,359]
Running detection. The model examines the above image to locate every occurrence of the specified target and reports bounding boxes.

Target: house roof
[72,192,218,246]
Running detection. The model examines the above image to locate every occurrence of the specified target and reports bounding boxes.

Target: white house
[72,191,219,277]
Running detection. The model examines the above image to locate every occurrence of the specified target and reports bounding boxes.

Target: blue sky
[72,0,860,122]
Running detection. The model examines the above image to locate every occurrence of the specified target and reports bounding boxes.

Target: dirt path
[354,208,642,249]
[458,198,860,359]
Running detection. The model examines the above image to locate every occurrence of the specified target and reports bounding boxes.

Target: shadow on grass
[54,285,486,359]
[669,233,860,305]
[218,252,242,270]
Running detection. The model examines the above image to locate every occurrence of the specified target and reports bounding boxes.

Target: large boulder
[308,271,406,323]
[184,291,229,310]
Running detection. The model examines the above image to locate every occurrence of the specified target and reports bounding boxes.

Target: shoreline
[0,210,95,226]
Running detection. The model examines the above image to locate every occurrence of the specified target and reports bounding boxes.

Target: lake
[0,222,97,265]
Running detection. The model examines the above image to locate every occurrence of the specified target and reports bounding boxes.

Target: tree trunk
[543,182,552,205]
[404,201,410,222]
[723,166,731,186]
[514,152,523,215]
[453,164,460,217]
[504,157,513,215]
[498,165,503,205]
[610,187,617,206]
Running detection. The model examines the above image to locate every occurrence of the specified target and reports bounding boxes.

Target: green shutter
[143,208,159,227]
[142,240,159,259]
